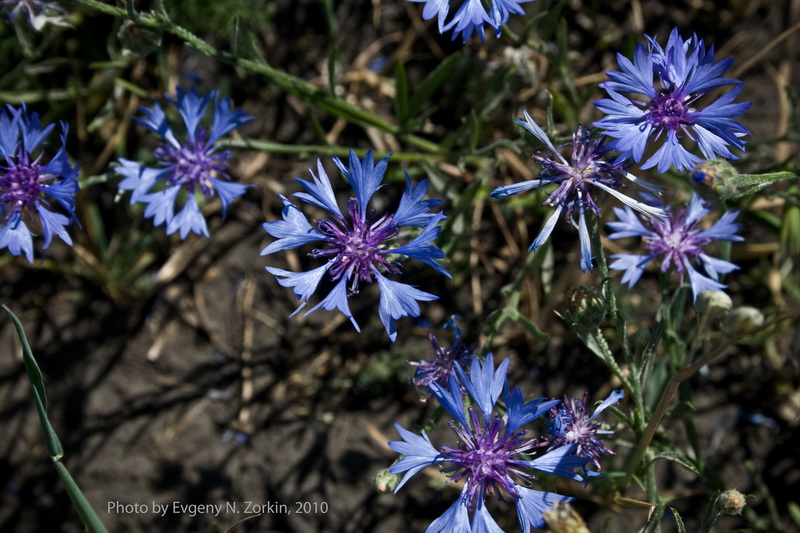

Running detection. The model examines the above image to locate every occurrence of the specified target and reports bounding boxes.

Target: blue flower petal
[167,193,209,239]
[425,488,471,533]
[376,272,437,341]
[515,486,574,532]
[0,214,34,263]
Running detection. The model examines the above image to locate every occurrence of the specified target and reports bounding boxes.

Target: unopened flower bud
[717,489,747,516]
[695,290,733,318]
[692,159,740,201]
[373,468,399,493]
[723,306,765,334]
[543,502,590,533]
[564,286,606,331]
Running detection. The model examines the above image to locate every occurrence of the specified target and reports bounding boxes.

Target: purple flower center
[647,89,694,132]
[644,207,708,277]
[537,128,624,217]
[411,333,475,390]
[0,151,45,214]
[155,128,229,198]
[441,409,536,506]
[311,198,400,293]
[548,394,614,470]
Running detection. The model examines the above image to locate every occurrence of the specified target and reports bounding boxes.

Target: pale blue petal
[375,272,437,342]
[334,150,389,218]
[142,187,180,227]
[167,193,208,239]
[169,87,212,143]
[425,489,471,533]
[209,93,253,144]
[471,498,504,533]
[588,390,625,422]
[504,385,558,434]
[609,254,652,288]
[261,196,324,254]
[490,179,548,198]
[456,354,509,422]
[0,213,34,263]
[384,212,450,278]
[135,102,180,148]
[516,486,573,533]
[35,205,71,248]
[530,204,563,252]
[265,263,330,317]
[304,276,361,332]
[293,159,343,218]
[208,177,248,217]
[388,423,445,492]
[115,159,169,203]
[525,444,588,482]
[394,172,443,227]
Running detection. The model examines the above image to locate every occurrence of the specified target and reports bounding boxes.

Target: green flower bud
[692,159,740,201]
[693,159,797,201]
[564,286,606,331]
[373,468,399,493]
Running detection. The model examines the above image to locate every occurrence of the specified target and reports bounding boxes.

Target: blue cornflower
[547,390,624,472]
[261,150,450,342]
[116,87,253,239]
[0,104,79,263]
[607,193,743,301]
[593,28,751,173]
[491,109,665,272]
[408,316,476,394]
[1,0,69,30]
[408,0,533,42]
[390,356,590,532]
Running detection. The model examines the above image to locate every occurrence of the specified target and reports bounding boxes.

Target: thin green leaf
[651,451,699,474]
[4,306,64,459]
[4,306,109,532]
[54,462,110,533]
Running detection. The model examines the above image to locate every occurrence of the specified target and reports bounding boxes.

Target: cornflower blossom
[407,317,476,394]
[407,0,533,42]
[116,87,253,239]
[261,150,450,342]
[607,193,743,301]
[1,0,70,30]
[593,28,751,173]
[547,390,624,472]
[390,356,590,532]
[491,109,665,272]
[0,104,79,263]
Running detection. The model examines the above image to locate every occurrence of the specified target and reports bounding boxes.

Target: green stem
[622,339,734,487]
[227,139,446,163]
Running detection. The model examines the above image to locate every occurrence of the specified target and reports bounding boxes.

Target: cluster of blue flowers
[390,352,622,531]
[487,28,749,299]
[0,8,757,529]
